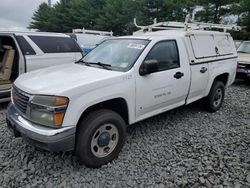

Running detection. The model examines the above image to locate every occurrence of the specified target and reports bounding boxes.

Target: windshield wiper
[87,62,112,70]
[75,57,86,64]
[237,51,248,53]
[75,59,94,67]
[75,59,112,70]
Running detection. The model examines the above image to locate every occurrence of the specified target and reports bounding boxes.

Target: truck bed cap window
[190,34,233,59]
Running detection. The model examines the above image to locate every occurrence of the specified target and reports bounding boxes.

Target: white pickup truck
[6,30,237,167]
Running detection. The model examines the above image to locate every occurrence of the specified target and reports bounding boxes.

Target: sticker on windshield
[127,43,145,50]
[119,62,129,68]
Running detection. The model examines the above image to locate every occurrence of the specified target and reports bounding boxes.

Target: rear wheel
[75,109,126,168]
[204,81,225,112]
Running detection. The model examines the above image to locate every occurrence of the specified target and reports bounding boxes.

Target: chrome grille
[239,63,250,70]
[12,86,30,114]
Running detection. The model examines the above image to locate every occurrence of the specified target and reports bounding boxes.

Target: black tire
[204,81,225,112]
[75,109,126,168]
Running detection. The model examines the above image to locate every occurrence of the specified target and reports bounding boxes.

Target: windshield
[237,42,250,54]
[83,39,149,71]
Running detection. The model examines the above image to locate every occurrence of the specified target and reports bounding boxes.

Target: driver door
[135,40,190,121]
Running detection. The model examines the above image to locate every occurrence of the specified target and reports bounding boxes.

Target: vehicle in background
[237,41,250,82]
[234,40,242,48]
[69,28,113,55]
[0,32,83,102]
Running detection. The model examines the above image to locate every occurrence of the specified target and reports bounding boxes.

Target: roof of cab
[143,30,230,37]
[119,29,231,40]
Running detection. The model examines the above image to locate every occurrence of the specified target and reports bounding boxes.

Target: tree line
[29,0,250,38]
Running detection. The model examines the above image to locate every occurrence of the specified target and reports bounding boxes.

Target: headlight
[28,95,69,127]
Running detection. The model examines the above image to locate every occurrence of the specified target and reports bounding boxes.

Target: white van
[69,28,113,55]
[0,32,83,102]
[69,33,112,55]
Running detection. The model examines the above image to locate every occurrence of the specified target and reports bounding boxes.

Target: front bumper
[236,69,250,80]
[6,103,76,152]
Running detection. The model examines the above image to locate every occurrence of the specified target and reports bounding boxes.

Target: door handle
[174,72,184,79]
[200,67,208,73]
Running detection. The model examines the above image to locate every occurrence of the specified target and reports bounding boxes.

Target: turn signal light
[54,113,65,126]
[55,97,69,106]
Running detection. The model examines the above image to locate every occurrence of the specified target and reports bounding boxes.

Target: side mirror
[139,59,158,76]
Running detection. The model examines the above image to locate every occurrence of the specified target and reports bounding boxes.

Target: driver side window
[145,40,180,72]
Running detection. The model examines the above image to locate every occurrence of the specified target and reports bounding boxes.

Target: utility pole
[48,0,52,7]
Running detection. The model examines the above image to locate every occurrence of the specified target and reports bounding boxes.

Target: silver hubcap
[91,124,119,158]
[213,88,222,107]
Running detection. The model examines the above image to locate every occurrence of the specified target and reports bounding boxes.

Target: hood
[15,63,124,95]
[238,53,250,64]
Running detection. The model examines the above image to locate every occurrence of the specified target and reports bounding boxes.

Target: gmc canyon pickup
[6,30,237,167]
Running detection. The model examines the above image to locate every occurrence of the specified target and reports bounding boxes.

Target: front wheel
[204,81,225,112]
[75,109,126,168]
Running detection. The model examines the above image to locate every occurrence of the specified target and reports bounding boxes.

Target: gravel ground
[0,80,249,188]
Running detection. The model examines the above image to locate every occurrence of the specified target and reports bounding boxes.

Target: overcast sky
[0,0,59,31]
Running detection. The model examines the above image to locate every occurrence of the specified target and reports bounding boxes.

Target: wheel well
[77,98,129,126]
[214,73,229,86]
[74,98,129,152]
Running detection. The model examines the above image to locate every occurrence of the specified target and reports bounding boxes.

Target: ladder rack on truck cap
[133,14,241,35]
[72,28,113,36]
